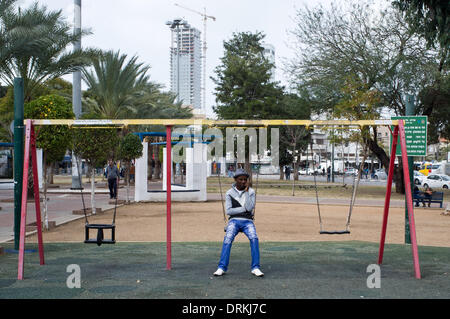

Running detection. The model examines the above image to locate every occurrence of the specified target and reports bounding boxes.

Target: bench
[414,191,444,208]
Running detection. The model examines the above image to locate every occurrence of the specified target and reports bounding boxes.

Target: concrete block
[72,207,102,215]
[109,200,126,205]
[26,224,37,232]
[26,220,57,231]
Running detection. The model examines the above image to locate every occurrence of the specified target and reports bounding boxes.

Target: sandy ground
[29,200,450,248]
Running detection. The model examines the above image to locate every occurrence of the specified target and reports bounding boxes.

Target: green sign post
[391,116,427,157]
[392,112,427,244]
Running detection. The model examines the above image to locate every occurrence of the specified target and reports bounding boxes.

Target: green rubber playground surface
[1,241,449,299]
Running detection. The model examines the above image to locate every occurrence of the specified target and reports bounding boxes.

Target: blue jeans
[218,219,260,272]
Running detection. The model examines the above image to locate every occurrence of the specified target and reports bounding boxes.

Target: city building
[168,19,202,111]
[262,43,275,81]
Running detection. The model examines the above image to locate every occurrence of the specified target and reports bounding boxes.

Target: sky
[17,0,339,118]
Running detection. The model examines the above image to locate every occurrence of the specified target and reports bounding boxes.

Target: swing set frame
[16,118,420,280]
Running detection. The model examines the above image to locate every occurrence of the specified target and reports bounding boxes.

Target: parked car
[422,174,450,190]
[413,171,425,185]
[345,168,358,176]
[298,169,308,175]
[373,169,387,180]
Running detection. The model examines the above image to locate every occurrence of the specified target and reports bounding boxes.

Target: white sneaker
[251,268,264,277]
[213,268,226,276]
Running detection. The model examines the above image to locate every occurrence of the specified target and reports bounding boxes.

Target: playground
[1,198,450,299]
[2,118,450,300]
[25,200,450,247]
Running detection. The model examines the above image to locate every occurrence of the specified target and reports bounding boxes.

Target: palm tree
[81,50,150,119]
[0,0,18,64]
[82,50,194,121]
[82,50,194,183]
[133,82,193,120]
[0,1,94,101]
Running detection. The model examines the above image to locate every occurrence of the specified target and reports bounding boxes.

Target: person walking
[106,159,120,199]
[284,166,291,180]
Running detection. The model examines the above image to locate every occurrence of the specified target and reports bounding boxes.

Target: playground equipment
[134,137,208,202]
[73,156,118,246]
[16,118,421,280]
[308,131,369,235]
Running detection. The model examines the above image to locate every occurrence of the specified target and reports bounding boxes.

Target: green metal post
[405,94,415,244]
[13,78,24,250]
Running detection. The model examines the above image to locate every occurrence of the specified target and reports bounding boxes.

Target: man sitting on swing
[213,169,264,277]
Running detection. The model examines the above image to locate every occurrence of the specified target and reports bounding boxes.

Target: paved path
[0,181,127,243]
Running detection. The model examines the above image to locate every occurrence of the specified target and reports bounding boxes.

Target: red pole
[166,125,172,270]
[18,120,31,280]
[378,125,398,265]
[398,120,421,279]
[30,123,44,265]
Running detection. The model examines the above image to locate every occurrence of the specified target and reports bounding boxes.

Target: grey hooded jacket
[225,184,256,220]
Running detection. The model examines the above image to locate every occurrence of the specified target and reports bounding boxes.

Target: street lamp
[166,18,188,104]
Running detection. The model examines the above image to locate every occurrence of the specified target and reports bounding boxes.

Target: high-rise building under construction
[168,20,202,111]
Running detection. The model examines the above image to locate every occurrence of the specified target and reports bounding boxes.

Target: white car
[413,171,425,185]
[298,169,308,175]
[345,168,358,176]
[422,174,450,190]
[373,169,387,180]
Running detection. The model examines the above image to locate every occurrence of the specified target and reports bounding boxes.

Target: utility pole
[13,78,24,250]
[71,0,82,189]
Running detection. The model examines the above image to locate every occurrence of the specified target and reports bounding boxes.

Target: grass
[1,241,449,299]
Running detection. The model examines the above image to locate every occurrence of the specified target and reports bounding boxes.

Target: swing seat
[319,230,350,235]
[84,224,116,246]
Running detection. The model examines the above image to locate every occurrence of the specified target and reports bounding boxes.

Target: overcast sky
[18,0,346,118]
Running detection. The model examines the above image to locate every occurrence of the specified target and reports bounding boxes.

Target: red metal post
[18,120,31,280]
[398,120,421,279]
[166,125,172,270]
[378,125,398,265]
[30,123,44,265]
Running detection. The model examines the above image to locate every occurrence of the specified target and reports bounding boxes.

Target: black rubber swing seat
[84,224,116,246]
[319,230,350,235]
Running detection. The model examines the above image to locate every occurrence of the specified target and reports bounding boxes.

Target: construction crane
[174,3,216,115]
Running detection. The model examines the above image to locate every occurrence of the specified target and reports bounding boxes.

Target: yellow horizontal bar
[70,126,122,129]
[27,119,399,127]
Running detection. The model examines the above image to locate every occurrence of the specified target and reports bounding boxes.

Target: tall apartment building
[168,20,202,111]
[262,43,275,82]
